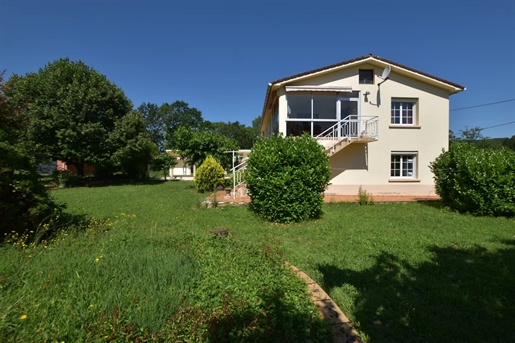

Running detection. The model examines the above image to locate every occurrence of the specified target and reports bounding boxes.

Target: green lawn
[2,180,514,342]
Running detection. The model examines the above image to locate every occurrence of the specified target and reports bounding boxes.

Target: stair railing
[315,115,379,152]
[231,157,247,199]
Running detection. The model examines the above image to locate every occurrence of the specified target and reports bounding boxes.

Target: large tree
[174,126,239,170]
[107,110,155,178]
[6,58,133,176]
[0,72,61,238]
[137,101,204,151]
[160,101,203,149]
[137,102,163,151]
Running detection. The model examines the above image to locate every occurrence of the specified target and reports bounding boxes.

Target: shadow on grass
[31,212,93,243]
[173,290,331,343]
[76,177,167,188]
[317,241,515,343]
[416,199,447,210]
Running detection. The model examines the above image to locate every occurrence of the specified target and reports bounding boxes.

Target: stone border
[288,263,362,343]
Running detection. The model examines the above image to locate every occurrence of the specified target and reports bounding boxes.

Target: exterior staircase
[226,116,379,198]
[315,115,379,155]
[230,157,248,199]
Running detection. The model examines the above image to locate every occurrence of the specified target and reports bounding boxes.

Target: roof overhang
[285,85,353,92]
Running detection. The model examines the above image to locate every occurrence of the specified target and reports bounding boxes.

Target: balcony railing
[315,115,379,151]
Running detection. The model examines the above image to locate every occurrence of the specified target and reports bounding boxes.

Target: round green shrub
[194,155,225,193]
[245,133,331,223]
[430,142,515,217]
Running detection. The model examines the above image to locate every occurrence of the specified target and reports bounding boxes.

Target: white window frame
[285,91,360,137]
[391,98,417,126]
[390,151,417,179]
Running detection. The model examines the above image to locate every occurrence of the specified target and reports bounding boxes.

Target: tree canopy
[137,102,163,151]
[451,126,508,150]
[173,126,239,170]
[0,72,61,238]
[6,58,133,176]
[138,101,204,152]
[107,110,155,178]
[202,119,259,149]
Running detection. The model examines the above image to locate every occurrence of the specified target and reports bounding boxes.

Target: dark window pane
[287,121,311,136]
[287,93,311,119]
[359,70,374,84]
[313,121,337,136]
[313,93,337,119]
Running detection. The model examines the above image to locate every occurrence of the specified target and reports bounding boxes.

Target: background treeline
[450,127,515,150]
[0,58,260,237]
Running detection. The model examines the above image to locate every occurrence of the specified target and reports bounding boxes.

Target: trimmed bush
[246,133,331,223]
[194,155,225,193]
[430,142,515,217]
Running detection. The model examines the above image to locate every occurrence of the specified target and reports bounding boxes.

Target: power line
[450,98,515,111]
[479,121,515,131]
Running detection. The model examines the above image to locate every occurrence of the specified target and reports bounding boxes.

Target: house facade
[165,150,194,178]
[260,54,465,195]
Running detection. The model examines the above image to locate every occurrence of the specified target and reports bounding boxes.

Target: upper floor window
[286,92,338,136]
[391,100,417,125]
[359,70,374,84]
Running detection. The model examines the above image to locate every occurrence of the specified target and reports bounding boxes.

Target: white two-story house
[259,54,465,195]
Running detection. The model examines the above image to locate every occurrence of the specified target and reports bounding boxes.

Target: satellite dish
[381,65,391,80]
[378,65,391,86]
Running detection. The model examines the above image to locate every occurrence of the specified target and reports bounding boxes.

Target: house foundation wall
[325,184,437,196]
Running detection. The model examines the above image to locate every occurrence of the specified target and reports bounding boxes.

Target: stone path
[288,263,362,343]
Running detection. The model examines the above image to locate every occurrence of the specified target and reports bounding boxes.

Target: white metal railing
[231,157,247,198]
[315,115,379,152]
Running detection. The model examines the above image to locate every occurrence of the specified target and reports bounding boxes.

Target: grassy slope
[1,181,331,343]
[45,182,515,342]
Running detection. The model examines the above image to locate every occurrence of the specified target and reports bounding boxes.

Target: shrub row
[430,142,515,217]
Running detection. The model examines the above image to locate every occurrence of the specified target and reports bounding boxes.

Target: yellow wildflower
[20,314,27,320]
[95,258,100,263]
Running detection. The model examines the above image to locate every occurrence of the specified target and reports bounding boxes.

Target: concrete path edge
[287,263,363,343]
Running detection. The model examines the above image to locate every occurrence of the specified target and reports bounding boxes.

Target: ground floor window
[391,152,417,178]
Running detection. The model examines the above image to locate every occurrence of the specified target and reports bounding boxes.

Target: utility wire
[451,98,515,111]
[479,120,515,131]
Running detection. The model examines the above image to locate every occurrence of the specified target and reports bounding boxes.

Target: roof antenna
[378,65,391,86]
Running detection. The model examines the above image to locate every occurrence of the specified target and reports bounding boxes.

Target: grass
[2,180,514,342]
[0,181,330,342]
[1,215,197,341]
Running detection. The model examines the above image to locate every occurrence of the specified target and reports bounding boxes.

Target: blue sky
[1,0,514,138]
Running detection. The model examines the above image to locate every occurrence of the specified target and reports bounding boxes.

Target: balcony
[315,115,379,155]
